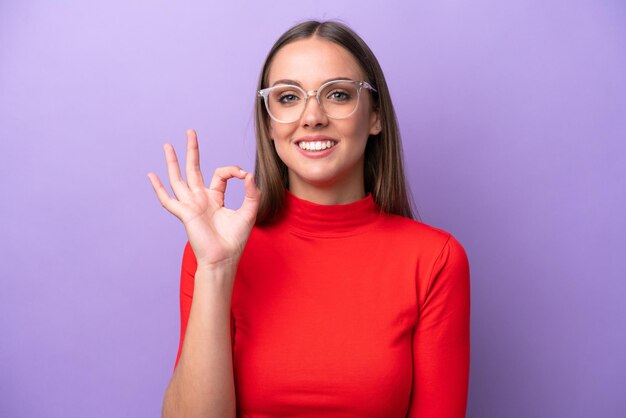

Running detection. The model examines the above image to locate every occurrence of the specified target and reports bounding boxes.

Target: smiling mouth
[297,140,337,151]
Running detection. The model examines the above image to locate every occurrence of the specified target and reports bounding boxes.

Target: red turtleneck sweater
[175,192,470,417]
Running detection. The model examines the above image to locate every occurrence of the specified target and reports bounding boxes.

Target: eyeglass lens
[266,81,361,123]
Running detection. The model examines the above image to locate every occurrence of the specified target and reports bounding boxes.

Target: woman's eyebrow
[271,77,353,87]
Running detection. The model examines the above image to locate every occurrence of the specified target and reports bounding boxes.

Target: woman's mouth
[297,140,337,152]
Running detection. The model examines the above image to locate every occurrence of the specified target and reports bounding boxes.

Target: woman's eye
[328,90,351,101]
[278,94,300,104]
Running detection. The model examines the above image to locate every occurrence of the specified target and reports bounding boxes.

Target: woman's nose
[300,93,328,128]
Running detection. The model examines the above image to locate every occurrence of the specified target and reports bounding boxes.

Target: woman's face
[266,37,381,202]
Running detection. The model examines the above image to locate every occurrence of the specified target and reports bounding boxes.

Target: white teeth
[298,140,337,151]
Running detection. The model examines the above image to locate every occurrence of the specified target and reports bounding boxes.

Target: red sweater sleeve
[407,235,471,418]
[173,241,236,371]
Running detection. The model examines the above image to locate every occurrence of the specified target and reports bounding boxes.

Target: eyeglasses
[258,79,377,124]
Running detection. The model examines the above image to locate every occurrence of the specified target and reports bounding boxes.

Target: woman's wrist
[196,257,240,274]
[194,260,239,293]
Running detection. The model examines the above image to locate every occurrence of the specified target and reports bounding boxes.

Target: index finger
[208,166,247,197]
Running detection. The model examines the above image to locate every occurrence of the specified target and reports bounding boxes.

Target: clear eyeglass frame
[257,79,377,124]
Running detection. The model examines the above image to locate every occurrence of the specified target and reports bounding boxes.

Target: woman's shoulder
[380,212,451,239]
[377,212,467,257]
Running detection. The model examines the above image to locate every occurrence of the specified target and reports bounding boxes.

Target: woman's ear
[369,111,382,136]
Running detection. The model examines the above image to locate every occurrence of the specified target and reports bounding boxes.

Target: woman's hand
[147,129,261,270]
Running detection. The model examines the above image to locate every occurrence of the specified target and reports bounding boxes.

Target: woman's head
[254,20,416,223]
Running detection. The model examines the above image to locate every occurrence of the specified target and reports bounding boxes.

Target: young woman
[148,20,470,418]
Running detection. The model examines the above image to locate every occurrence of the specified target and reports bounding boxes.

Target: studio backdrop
[1,1,624,417]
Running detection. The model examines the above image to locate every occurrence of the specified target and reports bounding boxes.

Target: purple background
[1,1,624,417]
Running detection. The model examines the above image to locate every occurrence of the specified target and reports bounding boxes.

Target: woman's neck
[288,175,366,205]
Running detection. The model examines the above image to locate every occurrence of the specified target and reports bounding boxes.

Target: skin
[147,36,380,417]
[267,37,382,205]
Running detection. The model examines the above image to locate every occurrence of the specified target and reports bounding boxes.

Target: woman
[148,20,470,418]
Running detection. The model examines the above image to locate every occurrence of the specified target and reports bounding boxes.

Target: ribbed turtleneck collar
[279,190,383,237]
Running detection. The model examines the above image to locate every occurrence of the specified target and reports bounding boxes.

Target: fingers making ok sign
[147,129,261,270]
